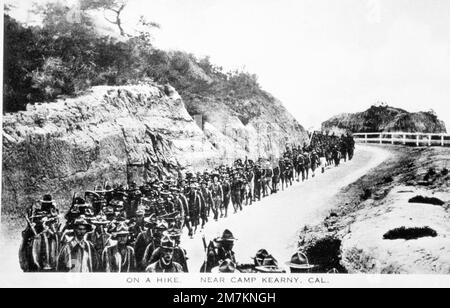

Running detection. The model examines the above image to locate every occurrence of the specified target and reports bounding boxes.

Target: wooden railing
[353,132,450,147]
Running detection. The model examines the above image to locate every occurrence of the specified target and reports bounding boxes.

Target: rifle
[24,214,38,237]
[202,235,209,273]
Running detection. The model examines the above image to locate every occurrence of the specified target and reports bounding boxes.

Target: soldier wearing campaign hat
[286,251,316,274]
[145,236,184,273]
[147,227,188,272]
[57,216,98,273]
[201,229,237,273]
[101,223,136,273]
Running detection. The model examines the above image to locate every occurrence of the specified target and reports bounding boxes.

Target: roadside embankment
[299,145,450,274]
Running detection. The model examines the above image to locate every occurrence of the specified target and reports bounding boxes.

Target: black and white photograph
[1,0,450,289]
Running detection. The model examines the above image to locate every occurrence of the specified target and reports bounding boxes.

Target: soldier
[128,209,146,244]
[126,182,142,218]
[171,187,189,231]
[340,137,348,163]
[286,251,316,274]
[310,151,320,178]
[284,158,294,186]
[201,229,237,273]
[147,228,188,272]
[295,153,303,182]
[221,175,232,218]
[210,174,224,220]
[231,173,243,213]
[57,217,98,272]
[253,249,285,274]
[346,133,355,161]
[264,166,273,196]
[101,223,136,273]
[201,181,213,221]
[272,165,280,194]
[185,182,200,236]
[20,205,61,272]
[332,146,341,167]
[146,236,184,273]
[254,165,263,201]
[87,215,112,257]
[211,259,237,273]
[303,153,311,181]
[134,215,157,271]
[318,148,327,174]
[141,220,169,270]
[39,194,59,217]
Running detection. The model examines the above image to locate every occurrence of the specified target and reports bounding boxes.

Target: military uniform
[210,182,223,220]
[221,179,231,218]
[102,244,136,273]
[146,259,184,273]
[57,238,98,272]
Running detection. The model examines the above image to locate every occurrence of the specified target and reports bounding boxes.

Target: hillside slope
[322,105,447,134]
[2,82,307,215]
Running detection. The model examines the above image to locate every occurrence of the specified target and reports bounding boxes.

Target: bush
[30,57,72,100]
[383,227,438,240]
[4,12,268,114]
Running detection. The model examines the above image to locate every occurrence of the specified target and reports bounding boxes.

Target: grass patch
[409,196,445,206]
[383,227,438,241]
[305,236,347,273]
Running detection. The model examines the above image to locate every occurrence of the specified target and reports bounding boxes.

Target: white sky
[6,0,450,130]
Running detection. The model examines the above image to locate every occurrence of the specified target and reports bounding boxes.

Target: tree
[81,0,130,36]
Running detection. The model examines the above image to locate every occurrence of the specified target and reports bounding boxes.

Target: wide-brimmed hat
[72,216,93,232]
[112,223,130,237]
[167,228,182,238]
[254,266,286,273]
[285,252,316,270]
[253,249,278,266]
[160,236,175,250]
[215,229,237,243]
[90,215,110,226]
[74,197,86,206]
[156,220,169,231]
[157,198,165,204]
[144,214,157,224]
[211,259,236,273]
[40,194,53,204]
[136,208,146,217]
[104,206,115,215]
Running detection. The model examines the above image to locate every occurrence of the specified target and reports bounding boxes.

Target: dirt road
[181,145,391,272]
[0,145,391,275]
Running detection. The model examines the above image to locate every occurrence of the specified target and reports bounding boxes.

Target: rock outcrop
[2,82,307,214]
[322,105,447,135]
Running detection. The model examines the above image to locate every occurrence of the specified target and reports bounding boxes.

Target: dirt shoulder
[299,145,450,274]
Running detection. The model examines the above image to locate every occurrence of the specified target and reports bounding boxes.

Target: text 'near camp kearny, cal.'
[1,0,450,287]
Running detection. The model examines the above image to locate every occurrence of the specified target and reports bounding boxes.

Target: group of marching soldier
[20,132,355,273]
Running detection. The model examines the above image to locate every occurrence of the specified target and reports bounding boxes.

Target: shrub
[383,227,438,240]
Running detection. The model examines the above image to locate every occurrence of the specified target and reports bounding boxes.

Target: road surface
[181,145,391,272]
[0,145,390,275]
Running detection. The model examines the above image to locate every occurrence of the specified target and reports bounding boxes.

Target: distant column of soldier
[19,132,355,273]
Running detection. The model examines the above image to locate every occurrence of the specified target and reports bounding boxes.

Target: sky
[6,0,450,130]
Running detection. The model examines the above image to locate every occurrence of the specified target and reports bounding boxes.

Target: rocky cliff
[322,105,447,135]
[2,82,307,214]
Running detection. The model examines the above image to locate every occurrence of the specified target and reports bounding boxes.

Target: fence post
[379,134,382,144]
[416,135,419,147]
[403,134,406,145]
[442,135,445,147]
[428,135,432,147]
[391,134,394,145]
